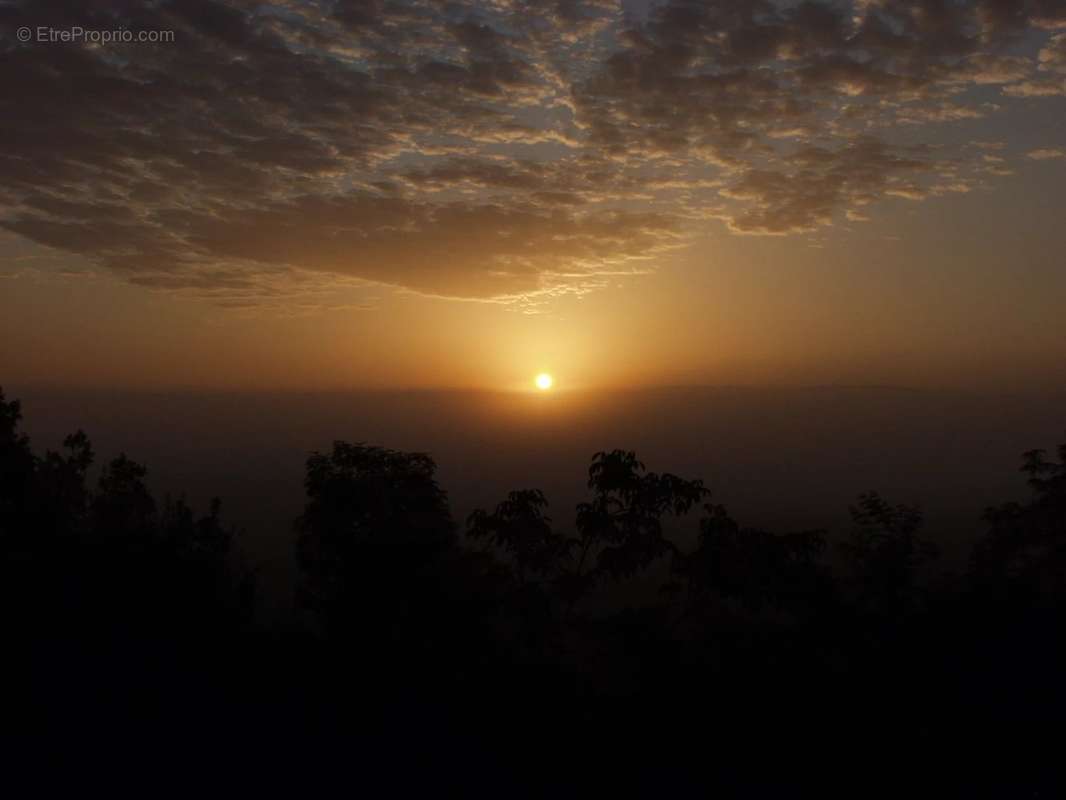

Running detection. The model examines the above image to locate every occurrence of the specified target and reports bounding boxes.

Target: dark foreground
[2,387,1064,795]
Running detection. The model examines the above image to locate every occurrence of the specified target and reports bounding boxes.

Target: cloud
[568,0,1054,231]
[1031,0,1066,30]
[717,139,933,234]
[0,0,1064,303]
[1002,77,1066,95]
[1038,31,1066,70]
[1027,147,1066,159]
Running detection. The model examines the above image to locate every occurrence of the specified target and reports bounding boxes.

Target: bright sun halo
[535,373,553,391]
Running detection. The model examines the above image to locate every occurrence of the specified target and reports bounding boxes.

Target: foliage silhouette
[0,388,253,644]
[467,488,571,584]
[295,441,511,683]
[976,444,1066,605]
[672,502,828,617]
[3,386,1064,795]
[840,491,940,620]
[575,449,708,586]
[295,442,455,629]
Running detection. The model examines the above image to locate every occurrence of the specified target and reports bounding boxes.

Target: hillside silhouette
[2,386,1064,795]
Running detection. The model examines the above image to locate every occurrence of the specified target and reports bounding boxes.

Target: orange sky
[2,1,1065,393]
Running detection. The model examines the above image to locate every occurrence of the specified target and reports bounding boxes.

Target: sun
[534,373,554,391]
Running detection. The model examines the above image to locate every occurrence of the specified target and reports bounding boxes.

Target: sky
[2,0,1066,392]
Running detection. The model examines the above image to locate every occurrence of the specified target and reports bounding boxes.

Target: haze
[9,384,1062,618]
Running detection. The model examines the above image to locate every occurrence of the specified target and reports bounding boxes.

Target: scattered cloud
[0,0,1063,304]
[1027,147,1066,159]
[1002,78,1066,95]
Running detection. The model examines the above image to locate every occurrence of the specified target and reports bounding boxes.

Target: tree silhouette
[976,442,1066,604]
[839,491,939,621]
[294,441,508,675]
[0,387,253,643]
[34,431,94,539]
[0,389,37,544]
[295,442,455,632]
[3,386,1065,795]
[673,502,827,618]
[466,489,574,656]
[91,453,157,539]
[467,489,572,584]
[575,449,708,584]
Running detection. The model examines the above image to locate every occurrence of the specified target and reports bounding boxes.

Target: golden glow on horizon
[535,373,553,391]
[3,204,1066,394]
